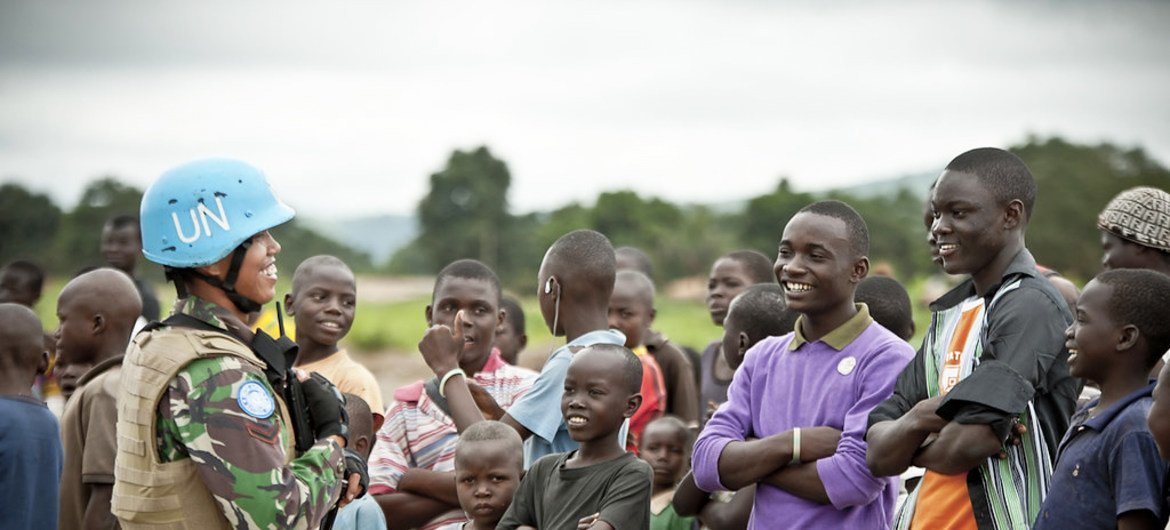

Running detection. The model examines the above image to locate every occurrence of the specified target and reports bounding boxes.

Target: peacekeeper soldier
[112,158,364,529]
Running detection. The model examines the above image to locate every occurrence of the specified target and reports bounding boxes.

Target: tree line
[3,136,1168,290]
[392,136,1170,289]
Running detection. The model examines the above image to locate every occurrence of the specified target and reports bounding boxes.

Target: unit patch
[238,380,276,419]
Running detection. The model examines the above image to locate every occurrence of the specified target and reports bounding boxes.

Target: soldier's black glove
[343,448,369,498]
[301,372,349,443]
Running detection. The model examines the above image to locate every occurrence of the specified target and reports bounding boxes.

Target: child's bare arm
[374,491,457,530]
[756,427,842,504]
[83,483,117,530]
[700,485,755,530]
[396,468,459,506]
[910,421,1001,474]
[671,471,709,516]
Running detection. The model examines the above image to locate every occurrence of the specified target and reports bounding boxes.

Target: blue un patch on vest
[237,380,276,419]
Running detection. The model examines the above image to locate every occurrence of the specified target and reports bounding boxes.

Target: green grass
[29,274,943,355]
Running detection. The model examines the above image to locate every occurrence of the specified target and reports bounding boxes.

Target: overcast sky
[2,0,1168,219]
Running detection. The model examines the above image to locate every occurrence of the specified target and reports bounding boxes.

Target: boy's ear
[283,293,295,315]
[354,435,370,458]
[624,393,643,419]
[737,331,751,356]
[37,350,49,376]
[92,313,106,335]
[1003,199,1025,230]
[1117,323,1140,352]
[498,307,507,327]
[424,305,434,326]
[851,256,870,283]
[518,334,528,349]
[648,307,657,324]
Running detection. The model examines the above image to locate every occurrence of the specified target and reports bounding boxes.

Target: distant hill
[302,214,417,265]
[830,171,937,200]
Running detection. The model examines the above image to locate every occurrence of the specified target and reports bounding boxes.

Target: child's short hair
[616,270,656,307]
[944,147,1036,219]
[615,246,654,280]
[433,259,501,302]
[343,393,373,439]
[729,284,797,344]
[105,214,142,238]
[724,250,776,284]
[547,230,616,301]
[582,343,644,395]
[855,277,915,341]
[292,255,355,291]
[1,260,45,297]
[1093,269,1170,366]
[500,296,526,335]
[0,303,44,374]
[796,200,870,258]
[457,420,524,466]
[645,415,692,444]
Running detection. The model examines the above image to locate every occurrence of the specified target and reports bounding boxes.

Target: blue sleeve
[1111,430,1169,520]
[506,349,572,443]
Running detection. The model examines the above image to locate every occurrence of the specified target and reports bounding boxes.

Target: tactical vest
[111,325,295,528]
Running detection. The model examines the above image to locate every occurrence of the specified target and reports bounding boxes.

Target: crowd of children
[3,148,1170,530]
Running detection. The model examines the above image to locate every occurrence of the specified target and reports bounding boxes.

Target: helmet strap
[175,239,264,314]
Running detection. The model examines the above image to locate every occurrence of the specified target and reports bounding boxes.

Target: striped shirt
[870,249,1077,530]
[368,349,537,530]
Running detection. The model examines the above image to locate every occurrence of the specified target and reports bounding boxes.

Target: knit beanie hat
[1097,186,1170,252]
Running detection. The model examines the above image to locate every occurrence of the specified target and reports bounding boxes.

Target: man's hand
[907,395,949,434]
[419,311,465,376]
[799,427,843,462]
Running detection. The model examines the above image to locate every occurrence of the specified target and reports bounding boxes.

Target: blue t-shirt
[333,492,387,530]
[0,395,63,530]
[507,329,627,467]
[1034,382,1169,529]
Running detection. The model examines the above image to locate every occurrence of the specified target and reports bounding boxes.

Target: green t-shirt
[498,451,652,530]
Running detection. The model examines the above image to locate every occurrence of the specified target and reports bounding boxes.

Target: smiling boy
[866,148,1077,530]
[287,255,385,427]
[692,200,914,529]
[498,344,653,530]
[1034,270,1170,529]
[369,259,536,530]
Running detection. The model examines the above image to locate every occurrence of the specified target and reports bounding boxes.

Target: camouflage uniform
[149,297,344,528]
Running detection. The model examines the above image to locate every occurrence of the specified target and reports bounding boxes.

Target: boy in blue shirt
[1034,269,1170,529]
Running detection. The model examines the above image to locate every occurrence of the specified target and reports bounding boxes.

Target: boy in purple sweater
[692,200,915,529]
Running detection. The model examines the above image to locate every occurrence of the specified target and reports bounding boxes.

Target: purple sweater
[692,317,913,530]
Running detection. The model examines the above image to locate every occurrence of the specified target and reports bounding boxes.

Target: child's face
[0,271,39,307]
[928,171,1009,278]
[640,422,687,488]
[287,263,357,347]
[101,224,141,273]
[1064,279,1119,383]
[707,258,754,326]
[608,280,653,349]
[455,441,522,527]
[56,361,91,402]
[54,292,98,366]
[494,318,525,365]
[428,277,502,372]
[720,304,749,371]
[562,349,638,444]
[776,212,863,319]
[1150,365,1170,460]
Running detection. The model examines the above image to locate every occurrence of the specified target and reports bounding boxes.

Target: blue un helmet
[140,158,294,311]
